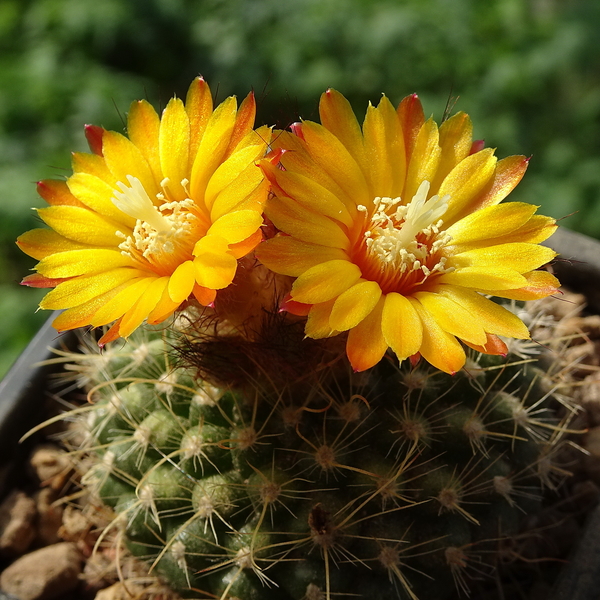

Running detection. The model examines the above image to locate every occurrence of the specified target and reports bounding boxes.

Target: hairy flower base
[18,78,271,344]
[258,89,558,373]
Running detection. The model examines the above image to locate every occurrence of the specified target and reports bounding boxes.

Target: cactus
[18,79,569,599]
[55,297,575,600]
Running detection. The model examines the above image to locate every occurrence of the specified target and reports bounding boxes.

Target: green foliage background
[1,0,600,377]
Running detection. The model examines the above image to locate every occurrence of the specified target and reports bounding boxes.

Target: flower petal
[346,296,387,371]
[446,202,539,246]
[168,260,196,303]
[291,260,362,304]
[89,278,153,327]
[439,148,498,225]
[305,299,338,339]
[329,280,382,331]
[409,298,465,374]
[404,117,441,203]
[159,97,190,202]
[438,266,528,290]
[186,77,213,165]
[435,285,530,339]
[36,249,134,278]
[479,270,560,301]
[381,292,423,360]
[265,194,350,250]
[16,229,91,261]
[119,276,170,337]
[127,99,162,183]
[452,243,556,274]
[193,236,238,290]
[208,210,263,245]
[40,268,145,310]
[257,236,347,277]
[37,206,124,246]
[413,291,487,346]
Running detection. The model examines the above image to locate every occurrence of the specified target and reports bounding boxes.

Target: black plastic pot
[0,227,598,599]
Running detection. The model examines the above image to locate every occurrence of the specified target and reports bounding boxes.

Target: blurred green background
[1,0,600,378]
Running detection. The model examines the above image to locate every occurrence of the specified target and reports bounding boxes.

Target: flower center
[356,181,454,294]
[112,175,207,275]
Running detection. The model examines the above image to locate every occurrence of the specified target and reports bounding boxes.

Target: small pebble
[0,491,36,557]
[0,542,82,600]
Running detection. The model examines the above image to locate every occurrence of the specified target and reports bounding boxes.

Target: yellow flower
[18,78,271,345]
[257,90,559,374]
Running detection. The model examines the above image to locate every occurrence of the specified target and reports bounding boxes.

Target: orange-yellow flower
[17,78,271,345]
[258,90,559,374]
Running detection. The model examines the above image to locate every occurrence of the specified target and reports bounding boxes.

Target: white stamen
[364,180,453,279]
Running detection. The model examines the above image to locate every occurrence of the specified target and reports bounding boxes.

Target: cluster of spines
[62,325,573,600]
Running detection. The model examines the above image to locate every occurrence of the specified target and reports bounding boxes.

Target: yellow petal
[186,77,213,165]
[90,278,153,327]
[413,291,487,346]
[362,95,405,198]
[40,268,144,310]
[430,112,473,192]
[319,88,367,174]
[102,130,159,200]
[159,97,190,202]
[205,143,266,212]
[452,243,556,273]
[51,287,124,331]
[37,205,124,246]
[329,280,382,331]
[435,285,530,339]
[210,163,266,221]
[480,270,559,301]
[291,260,362,304]
[346,296,387,371]
[300,120,371,208]
[409,298,466,374]
[36,249,134,278]
[438,266,527,290]
[397,93,425,163]
[168,260,196,303]
[305,299,338,339]
[67,172,136,227]
[403,117,441,203]
[127,99,162,183]
[265,195,350,250]
[256,236,347,277]
[440,148,497,225]
[446,203,538,246]
[268,168,353,227]
[193,236,237,289]
[190,96,237,202]
[381,292,423,360]
[71,152,115,184]
[468,155,529,214]
[120,276,170,337]
[207,210,263,244]
[16,229,91,261]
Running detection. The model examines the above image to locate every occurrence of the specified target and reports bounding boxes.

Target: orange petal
[119,277,170,337]
[464,334,508,356]
[397,93,425,164]
[319,88,367,174]
[346,296,387,372]
[305,299,338,339]
[226,91,256,156]
[186,77,214,167]
[192,284,217,306]
[480,270,560,301]
[37,180,84,208]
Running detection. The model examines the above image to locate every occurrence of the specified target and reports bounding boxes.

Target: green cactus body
[68,320,570,600]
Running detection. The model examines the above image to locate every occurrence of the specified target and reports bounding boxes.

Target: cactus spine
[59,299,574,600]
